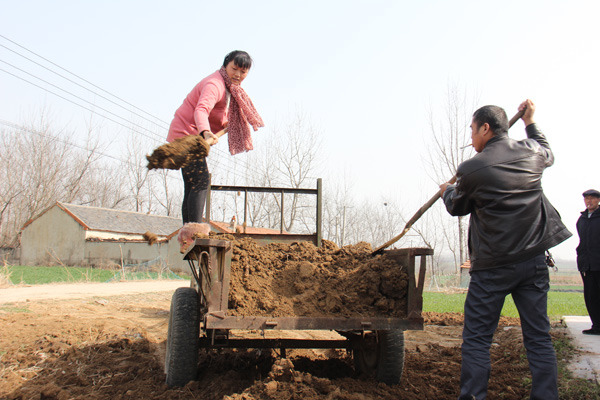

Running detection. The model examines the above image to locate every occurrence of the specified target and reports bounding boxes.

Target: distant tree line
[1,93,472,278]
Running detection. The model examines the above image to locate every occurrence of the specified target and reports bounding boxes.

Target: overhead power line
[0,66,164,144]
[0,60,165,142]
[0,62,265,179]
[0,118,260,188]
[0,118,127,164]
[0,34,170,128]
[0,34,267,180]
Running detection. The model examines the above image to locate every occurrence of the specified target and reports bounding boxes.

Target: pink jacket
[166,70,229,142]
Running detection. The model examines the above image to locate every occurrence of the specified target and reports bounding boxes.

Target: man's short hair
[583,189,600,198]
[473,105,509,136]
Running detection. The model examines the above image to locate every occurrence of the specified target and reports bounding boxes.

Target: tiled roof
[23,202,289,238]
[53,202,182,236]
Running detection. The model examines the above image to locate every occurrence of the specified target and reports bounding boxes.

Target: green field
[2,265,588,319]
[424,291,587,319]
[3,265,187,285]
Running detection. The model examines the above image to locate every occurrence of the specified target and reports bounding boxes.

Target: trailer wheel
[165,287,200,387]
[353,330,405,385]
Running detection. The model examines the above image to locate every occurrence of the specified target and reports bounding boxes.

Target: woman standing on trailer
[167,50,264,223]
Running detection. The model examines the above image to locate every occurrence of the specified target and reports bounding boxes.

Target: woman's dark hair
[472,105,508,135]
[223,50,253,69]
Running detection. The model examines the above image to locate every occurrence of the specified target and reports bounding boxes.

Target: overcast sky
[1,0,598,260]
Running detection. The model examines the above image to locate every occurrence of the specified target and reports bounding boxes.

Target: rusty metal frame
[203,315,423,331]
[184,238,232,314]
[205,180,323,247]
[198,337,351,351]
[383,247,432,323]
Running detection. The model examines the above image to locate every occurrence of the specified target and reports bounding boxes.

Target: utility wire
[0,35,264,175]
[0,59,164,142]
[0,34,169,127]
[0,37,254,170]
[0,118,127,164]
[0,43,169,131]
[0,67,165,144]
[0,116,247,187]
[0,35,266,179]
[0,65,263,179]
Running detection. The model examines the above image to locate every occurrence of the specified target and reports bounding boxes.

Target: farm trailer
[165,237,432,387]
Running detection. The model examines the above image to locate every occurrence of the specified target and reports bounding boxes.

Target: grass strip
[424,291,588,319]
[4,265,188,285]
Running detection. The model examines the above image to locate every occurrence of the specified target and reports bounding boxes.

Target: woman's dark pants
[181,157,209,224]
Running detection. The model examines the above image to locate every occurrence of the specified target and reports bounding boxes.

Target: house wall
[19,204,188,271]
[84,240,166,267]
[166,237,188,273]
[20,205,85,266]
[84,238,188,273]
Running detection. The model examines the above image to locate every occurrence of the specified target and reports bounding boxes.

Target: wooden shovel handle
[508,109,525,128]
[204,128,228,146]
[371,108,525,255]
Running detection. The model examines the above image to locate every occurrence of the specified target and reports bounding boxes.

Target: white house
[20,202,186,271]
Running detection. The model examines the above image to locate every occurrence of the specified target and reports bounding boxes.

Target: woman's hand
[200,130,219,145]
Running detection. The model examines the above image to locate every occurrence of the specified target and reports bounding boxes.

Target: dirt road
[0,279,186,304]
[0,280,545,399]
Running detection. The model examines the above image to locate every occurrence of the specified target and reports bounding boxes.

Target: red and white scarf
[219,67,264,155]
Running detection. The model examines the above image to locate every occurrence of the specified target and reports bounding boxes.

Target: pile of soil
[0,290,554,400]
[217,236,409,318]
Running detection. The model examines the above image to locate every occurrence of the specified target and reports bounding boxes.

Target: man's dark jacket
[442,123,572,270]
[576,209,600,272]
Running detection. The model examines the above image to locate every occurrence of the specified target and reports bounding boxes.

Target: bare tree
[152,169,181,217]
[425,82,479,269]
[356,197,406,248]
[323,176,355,246]
[125,134,152,213]
[62,125,103,203]
[79,162,129,208]
[0,114,103,246]
[232,110,322,233]
[269,111,322,232]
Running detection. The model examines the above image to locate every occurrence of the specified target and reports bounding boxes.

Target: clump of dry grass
[0,261,12,287]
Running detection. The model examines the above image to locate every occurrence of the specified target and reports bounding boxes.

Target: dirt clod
[146,135,210,170]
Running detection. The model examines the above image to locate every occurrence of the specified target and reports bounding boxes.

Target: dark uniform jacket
[442,123,572,270]
[576,208,600,272]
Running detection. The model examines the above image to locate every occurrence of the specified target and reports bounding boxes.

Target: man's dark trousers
[459,253,557,400]
[581,271,600,330]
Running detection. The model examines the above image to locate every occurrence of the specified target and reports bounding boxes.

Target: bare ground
[0,284,548,400]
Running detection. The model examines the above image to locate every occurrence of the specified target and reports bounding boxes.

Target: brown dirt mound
[224,325,538,400]
[214,237,409,317]
[1,291,570,400]
[146,135,210,170]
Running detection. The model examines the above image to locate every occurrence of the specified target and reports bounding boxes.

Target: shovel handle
[371,108,525,256]
[204,128,228,146]
[508,109,525,128]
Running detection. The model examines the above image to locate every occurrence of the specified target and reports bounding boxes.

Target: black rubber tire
[165,287,200,387]
[353,330,405,385]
